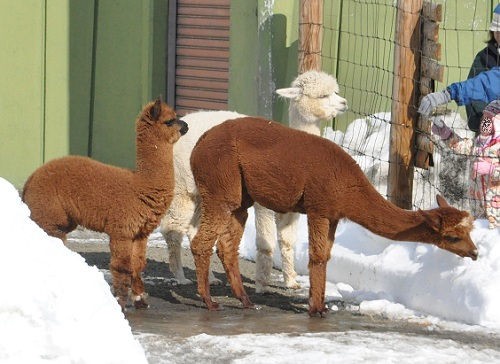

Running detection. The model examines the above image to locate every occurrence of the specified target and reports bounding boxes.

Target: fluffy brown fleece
[22,98,188,310]
[189,117,478,317]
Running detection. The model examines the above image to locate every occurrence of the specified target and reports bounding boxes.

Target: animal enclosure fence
[313,0,496,215]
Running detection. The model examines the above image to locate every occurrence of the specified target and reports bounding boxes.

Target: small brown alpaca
[22,98,188,310]
[190,117,478,317]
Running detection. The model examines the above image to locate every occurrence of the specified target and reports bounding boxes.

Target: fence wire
[320,0,496,215]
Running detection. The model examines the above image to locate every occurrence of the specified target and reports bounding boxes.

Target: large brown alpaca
[22,98,188,310]
[190,117,478,317]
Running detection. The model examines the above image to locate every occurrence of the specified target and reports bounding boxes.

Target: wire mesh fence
[318,0,497,217]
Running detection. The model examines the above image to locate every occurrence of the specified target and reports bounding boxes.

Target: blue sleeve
[446,67,500,106]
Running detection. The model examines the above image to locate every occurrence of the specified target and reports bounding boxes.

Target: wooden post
[414,1,443,170]
[388,0,423,209]
[298,0,323,73]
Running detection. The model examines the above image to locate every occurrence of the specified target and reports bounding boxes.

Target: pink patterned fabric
[445,101,500,229]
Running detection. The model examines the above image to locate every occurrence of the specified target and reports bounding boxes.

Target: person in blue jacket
[465,4,500,131]
[418,66,500,118]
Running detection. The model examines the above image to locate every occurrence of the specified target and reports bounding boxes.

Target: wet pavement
[66,233,500,363]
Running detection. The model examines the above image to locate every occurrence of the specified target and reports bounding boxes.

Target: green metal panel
[270,0,299,124]
[151,0,168,99]
[90,0,157,169]
[0,0,46,188]
[228,0,260,116]
[228,0,299,123]
[45,0,70,161]
[69,0,95,157]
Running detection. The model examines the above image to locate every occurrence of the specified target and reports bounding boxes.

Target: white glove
[418,90,452,118]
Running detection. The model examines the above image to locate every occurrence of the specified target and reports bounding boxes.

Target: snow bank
[0,177,146,363]
[240,206,500,328]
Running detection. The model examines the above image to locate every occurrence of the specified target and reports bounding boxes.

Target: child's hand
[431,119,453,140]
[433,117,446,128]
[418,90,452,117]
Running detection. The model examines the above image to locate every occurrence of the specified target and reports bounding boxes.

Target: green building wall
[1,0,46,188]
[1,0,168,188]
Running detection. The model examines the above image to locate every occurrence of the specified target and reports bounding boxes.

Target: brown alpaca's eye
[445,236,461,243]
[165,118,175,126]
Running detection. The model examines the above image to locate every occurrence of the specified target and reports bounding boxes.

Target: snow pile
[0,177,146,363]
[239,199,500,328]
[324,112,391,196]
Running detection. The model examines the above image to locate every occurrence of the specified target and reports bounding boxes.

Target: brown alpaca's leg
[109,237,133,310]
[307,216,338,317]
[191,208,221,310]
[131,237,149,309]
[216,209,253,308]
[45,228,68,244]
[29,206,75,244]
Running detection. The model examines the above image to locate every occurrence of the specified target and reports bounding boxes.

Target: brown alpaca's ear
[419,209,442,233]
[150,97,162,121]
[436,194,450,208]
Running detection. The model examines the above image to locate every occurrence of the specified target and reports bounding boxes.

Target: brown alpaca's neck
[135,128,174,183]
[341,185,429,243]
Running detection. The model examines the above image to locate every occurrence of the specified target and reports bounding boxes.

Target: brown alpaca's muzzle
[439,238,478,261]
[177,119,189,135]
[166,118,189,135]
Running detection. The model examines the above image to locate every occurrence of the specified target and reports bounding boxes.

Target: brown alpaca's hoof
[205,300,221,311]
[133,294,149,310]
[241,296,255,309]
[116,296,128,313]
[308,305,328,318]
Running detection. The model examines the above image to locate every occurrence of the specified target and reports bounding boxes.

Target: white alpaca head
[276,71,348,130]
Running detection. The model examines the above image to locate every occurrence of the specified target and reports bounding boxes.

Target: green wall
[69,0,95,157]
[228,0,259,115]
[228,0,299,124]
[92,1,154,169]
[0,0,167,188]
[0,0,46,188]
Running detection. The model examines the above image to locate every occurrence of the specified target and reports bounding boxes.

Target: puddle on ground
[127,297,500,352]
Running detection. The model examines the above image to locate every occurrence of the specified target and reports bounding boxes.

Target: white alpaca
[160,110,246,285]
[255,70,347,292]
[159,70,347,290]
